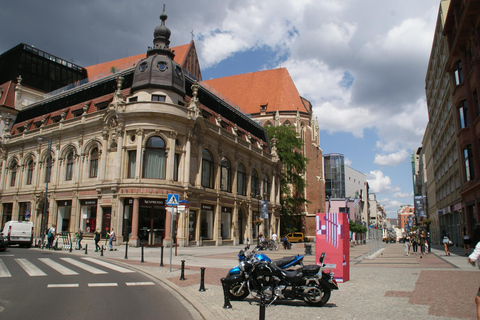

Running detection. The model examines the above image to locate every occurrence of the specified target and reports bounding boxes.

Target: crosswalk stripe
[48,284,79,288]
[88,283,118,287]
[126,282,155,286]
[0,260,11,277]
[39,258,79,275]
[60,258,107,274]
[16,259,46,276]
[82,258,134,273]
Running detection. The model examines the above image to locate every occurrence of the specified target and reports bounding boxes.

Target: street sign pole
[169,206,175,272]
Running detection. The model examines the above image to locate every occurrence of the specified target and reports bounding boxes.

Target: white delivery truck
[2,221,34,248]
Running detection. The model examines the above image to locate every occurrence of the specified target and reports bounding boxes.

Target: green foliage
[349,219,367,233]
[266,126,309,232]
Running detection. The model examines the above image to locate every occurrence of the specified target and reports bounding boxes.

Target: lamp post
[40,135,53,237]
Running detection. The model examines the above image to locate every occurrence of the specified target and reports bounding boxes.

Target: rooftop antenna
[190,30,195,41]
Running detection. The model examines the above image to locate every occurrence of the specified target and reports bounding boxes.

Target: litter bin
[305,243,312,255]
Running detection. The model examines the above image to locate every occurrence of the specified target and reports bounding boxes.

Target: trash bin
[305,243,312,255]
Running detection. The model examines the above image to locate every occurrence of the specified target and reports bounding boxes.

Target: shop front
[79,199,97,234]
[124,198,166,246]
[56,200,72,232]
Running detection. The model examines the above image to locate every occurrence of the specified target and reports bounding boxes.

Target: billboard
[414,196,426,217]
[315,212,350,282]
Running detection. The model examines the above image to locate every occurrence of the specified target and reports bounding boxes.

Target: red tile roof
[0,81,16,109]
[203,68,307,115]
[85,43,191,80]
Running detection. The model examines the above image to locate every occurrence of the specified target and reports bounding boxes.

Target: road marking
[0,260,11,277]
[126,282,155,286]
[47,284,79,288]
[82,257,134,273]
[39,258,79,275]
[60,258,107,274]
[88,283,118,287]
[16,258,46,276]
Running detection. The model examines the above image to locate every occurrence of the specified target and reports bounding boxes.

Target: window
[201,149,214,189]
[152,95,166,102]
[263,174,271,200]
[454,61,464,85]
[26,160,34,185]
[251,169,259,195]
[89,148,98,178]
[143,137,166,179]
[65,151,74,181]
[10,160,18,187]
[464,145,475,181]
[459,100,469,128]
[129,96,138,102]
[127,150,136,179]
[237,163,246,196]
[173,153,179,182]
[220,157,232,192]
[45,152,53,183]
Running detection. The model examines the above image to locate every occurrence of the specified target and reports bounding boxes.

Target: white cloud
[366,170,400,194]
[393,192,413,199]
[374,150,410,167]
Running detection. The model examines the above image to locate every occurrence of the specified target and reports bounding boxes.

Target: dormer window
[51,115,61,123]
[152,95,166,102]
[72,109,83,117]
[157,62,168,72]
[260,104,267,112]
[175,66,182,77]
[129,97,138,102]
[139,62,148,72]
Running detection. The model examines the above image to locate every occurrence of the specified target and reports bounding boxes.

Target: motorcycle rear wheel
[227,278,250,300]
[303,285,331,307]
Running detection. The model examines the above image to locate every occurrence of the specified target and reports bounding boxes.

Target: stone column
[130,197,139,247]
[135,129,143,179]
[184,132,192,187]
[115,127,123,180]
[99,133,108,181]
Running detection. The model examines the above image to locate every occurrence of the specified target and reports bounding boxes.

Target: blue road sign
[167,194,179,206]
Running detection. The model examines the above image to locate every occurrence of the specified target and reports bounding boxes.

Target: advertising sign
[315,212,349,282]
[414,196,426,217]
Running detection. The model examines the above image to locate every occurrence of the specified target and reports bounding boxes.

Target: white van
[2,221,33,248]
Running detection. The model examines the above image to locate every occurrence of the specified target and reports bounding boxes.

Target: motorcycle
[226,251,338,307]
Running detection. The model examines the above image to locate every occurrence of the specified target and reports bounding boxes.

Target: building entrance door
[138,203,165,246]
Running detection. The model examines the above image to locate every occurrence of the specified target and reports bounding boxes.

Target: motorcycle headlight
[239,261,245,272]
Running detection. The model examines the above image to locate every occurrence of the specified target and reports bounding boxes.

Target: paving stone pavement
[34,241,480,320]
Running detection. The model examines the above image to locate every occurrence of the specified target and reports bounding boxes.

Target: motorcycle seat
[274,256,297,268]
[283,269,304,283]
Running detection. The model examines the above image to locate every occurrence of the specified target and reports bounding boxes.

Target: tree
[266,125,309,234]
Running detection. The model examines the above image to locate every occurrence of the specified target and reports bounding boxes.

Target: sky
[0,0,441,218]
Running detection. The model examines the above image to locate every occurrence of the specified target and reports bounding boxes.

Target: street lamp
[39,135,53,238]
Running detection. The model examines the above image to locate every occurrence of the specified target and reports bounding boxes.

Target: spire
[149,4,174,58]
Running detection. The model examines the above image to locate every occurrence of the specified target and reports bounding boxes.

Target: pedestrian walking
[411,233,418,254]
[441,230,451,256]
[419,230,426,255]
[404,233,411,256]
[47,225,56,250]
[427,231,431,253]
[464,227,472,256]
[107,228,116,251]
[94,228,101,252]
[467,224,480,320]
[75,228,83,250]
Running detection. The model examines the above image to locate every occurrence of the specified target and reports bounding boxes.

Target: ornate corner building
[0,10,283,247]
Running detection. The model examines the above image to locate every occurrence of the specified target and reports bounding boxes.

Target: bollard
[199,267,206,292]
[180,260,186,280]
[101,245,104,257]
[259,294,266,320]
[160,245,164,267]
[124,241,128,260]
[221,278,232,309]
[84,244,88,255]
[69,234,73,253]
[141,244,144,263]
[305,243,312,255]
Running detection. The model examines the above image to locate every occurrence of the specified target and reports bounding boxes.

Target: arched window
[143,136,166,179]
[263,173,270,200]
[220,157,231,192]
[89,147,99,178]
[10,160,18,187]
[251,169,259,195]
[201,149,214,189]
[65,151,74,181]
[237,163,246,196]
[26,160,34,185]
[45,152,53,183]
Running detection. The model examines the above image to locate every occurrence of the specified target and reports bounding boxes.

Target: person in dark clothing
[94,228,101,252]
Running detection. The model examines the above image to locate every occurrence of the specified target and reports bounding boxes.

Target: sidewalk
[36,241,480,320]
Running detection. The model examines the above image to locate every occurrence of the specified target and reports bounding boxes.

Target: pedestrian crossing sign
[167,194,179,206]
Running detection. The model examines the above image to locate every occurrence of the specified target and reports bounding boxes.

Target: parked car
[2,221,33,248]
[285,232,304,243]
[0,233,6,251]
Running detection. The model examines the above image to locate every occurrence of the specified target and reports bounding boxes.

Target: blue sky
[0,0,441,218]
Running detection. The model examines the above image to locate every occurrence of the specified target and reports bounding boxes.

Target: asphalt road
[0,247,196,320]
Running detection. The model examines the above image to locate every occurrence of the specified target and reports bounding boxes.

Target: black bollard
[160,245,164,267]
[259,294,266,320]
[199,267,206,292]
[221,278,232,309]
[84,244,88,255]
[69,234,73,253]
[141,244,144,263]
[180,260,186,280]
[124,241,128,260]
[101,245,104,257]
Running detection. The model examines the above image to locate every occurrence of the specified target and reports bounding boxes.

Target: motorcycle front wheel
[226,278,250,300]
[303,285,331,307]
